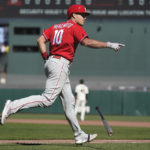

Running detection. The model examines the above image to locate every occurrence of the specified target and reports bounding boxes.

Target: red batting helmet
[67,4,90,19]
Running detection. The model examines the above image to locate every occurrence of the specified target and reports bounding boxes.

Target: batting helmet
[67,4,90,19]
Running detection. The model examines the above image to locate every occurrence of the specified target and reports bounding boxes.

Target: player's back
[75,84,89,100]
[48,20,77,61]
[42,19,87,62]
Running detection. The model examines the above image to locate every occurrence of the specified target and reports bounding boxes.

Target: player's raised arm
[37,35,48,60]
[81,37,125,52]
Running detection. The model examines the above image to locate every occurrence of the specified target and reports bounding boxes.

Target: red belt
[52,55,71,65]
[53,55,61,59]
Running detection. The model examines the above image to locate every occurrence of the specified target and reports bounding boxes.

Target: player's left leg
[60,77,97,144]
[59,77,83,136]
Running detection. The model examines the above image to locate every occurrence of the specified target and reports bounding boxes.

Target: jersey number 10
[53,29,64,45]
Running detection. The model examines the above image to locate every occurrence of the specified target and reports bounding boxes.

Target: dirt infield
[6,119,150,128]
[0,140,150,144]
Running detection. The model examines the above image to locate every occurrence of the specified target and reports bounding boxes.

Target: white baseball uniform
[75,83,89,121]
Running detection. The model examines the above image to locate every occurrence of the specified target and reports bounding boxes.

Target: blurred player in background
[75,79,89,121]
[1,4,125,144]
[0,41,9,84]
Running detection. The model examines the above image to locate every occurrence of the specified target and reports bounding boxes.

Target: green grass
[0,143,150,150]
[0,123,150,140]
[0,113,150,150]
[8,113,150,122]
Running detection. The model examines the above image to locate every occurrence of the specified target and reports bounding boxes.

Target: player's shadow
[17,143,106,150]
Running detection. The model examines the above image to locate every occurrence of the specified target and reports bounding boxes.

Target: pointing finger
[119,44,125,47]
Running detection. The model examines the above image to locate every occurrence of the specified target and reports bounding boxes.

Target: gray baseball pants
[8,56,82,137]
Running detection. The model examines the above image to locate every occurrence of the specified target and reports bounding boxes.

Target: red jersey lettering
[42,20,88,62]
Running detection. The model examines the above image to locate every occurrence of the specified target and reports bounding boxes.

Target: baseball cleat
[1,100,11,125]
[75,133,98,145]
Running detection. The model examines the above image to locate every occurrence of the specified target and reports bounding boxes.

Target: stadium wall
[2,19,150,76]
[0,89,150,116]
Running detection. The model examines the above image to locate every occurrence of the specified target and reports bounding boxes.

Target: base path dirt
[6,119,150,128]
[0,140,150,144]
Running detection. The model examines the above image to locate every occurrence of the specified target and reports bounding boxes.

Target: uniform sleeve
[42,26,53,41]
[75,85,79,93]
[73,25,88,43]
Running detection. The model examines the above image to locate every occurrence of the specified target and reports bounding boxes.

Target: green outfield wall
[0,89,150,116]
[2,19,150,76]
[1,19,150,116]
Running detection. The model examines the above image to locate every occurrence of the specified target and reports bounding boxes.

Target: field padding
[0,140,150,144]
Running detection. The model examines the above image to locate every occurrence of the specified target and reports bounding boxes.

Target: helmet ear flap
[68,13,73,19]
[70,13,76,19]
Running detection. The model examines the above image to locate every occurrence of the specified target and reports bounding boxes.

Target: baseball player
[0,41,9,84]
[0,4,125,144]
[75,79,89,121]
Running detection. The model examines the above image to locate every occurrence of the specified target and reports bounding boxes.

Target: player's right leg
[1,100,11,125]
[1,56,69,125]
[0,95,49,125]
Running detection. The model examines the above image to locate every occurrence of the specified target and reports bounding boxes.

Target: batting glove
[107,42,125,51]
